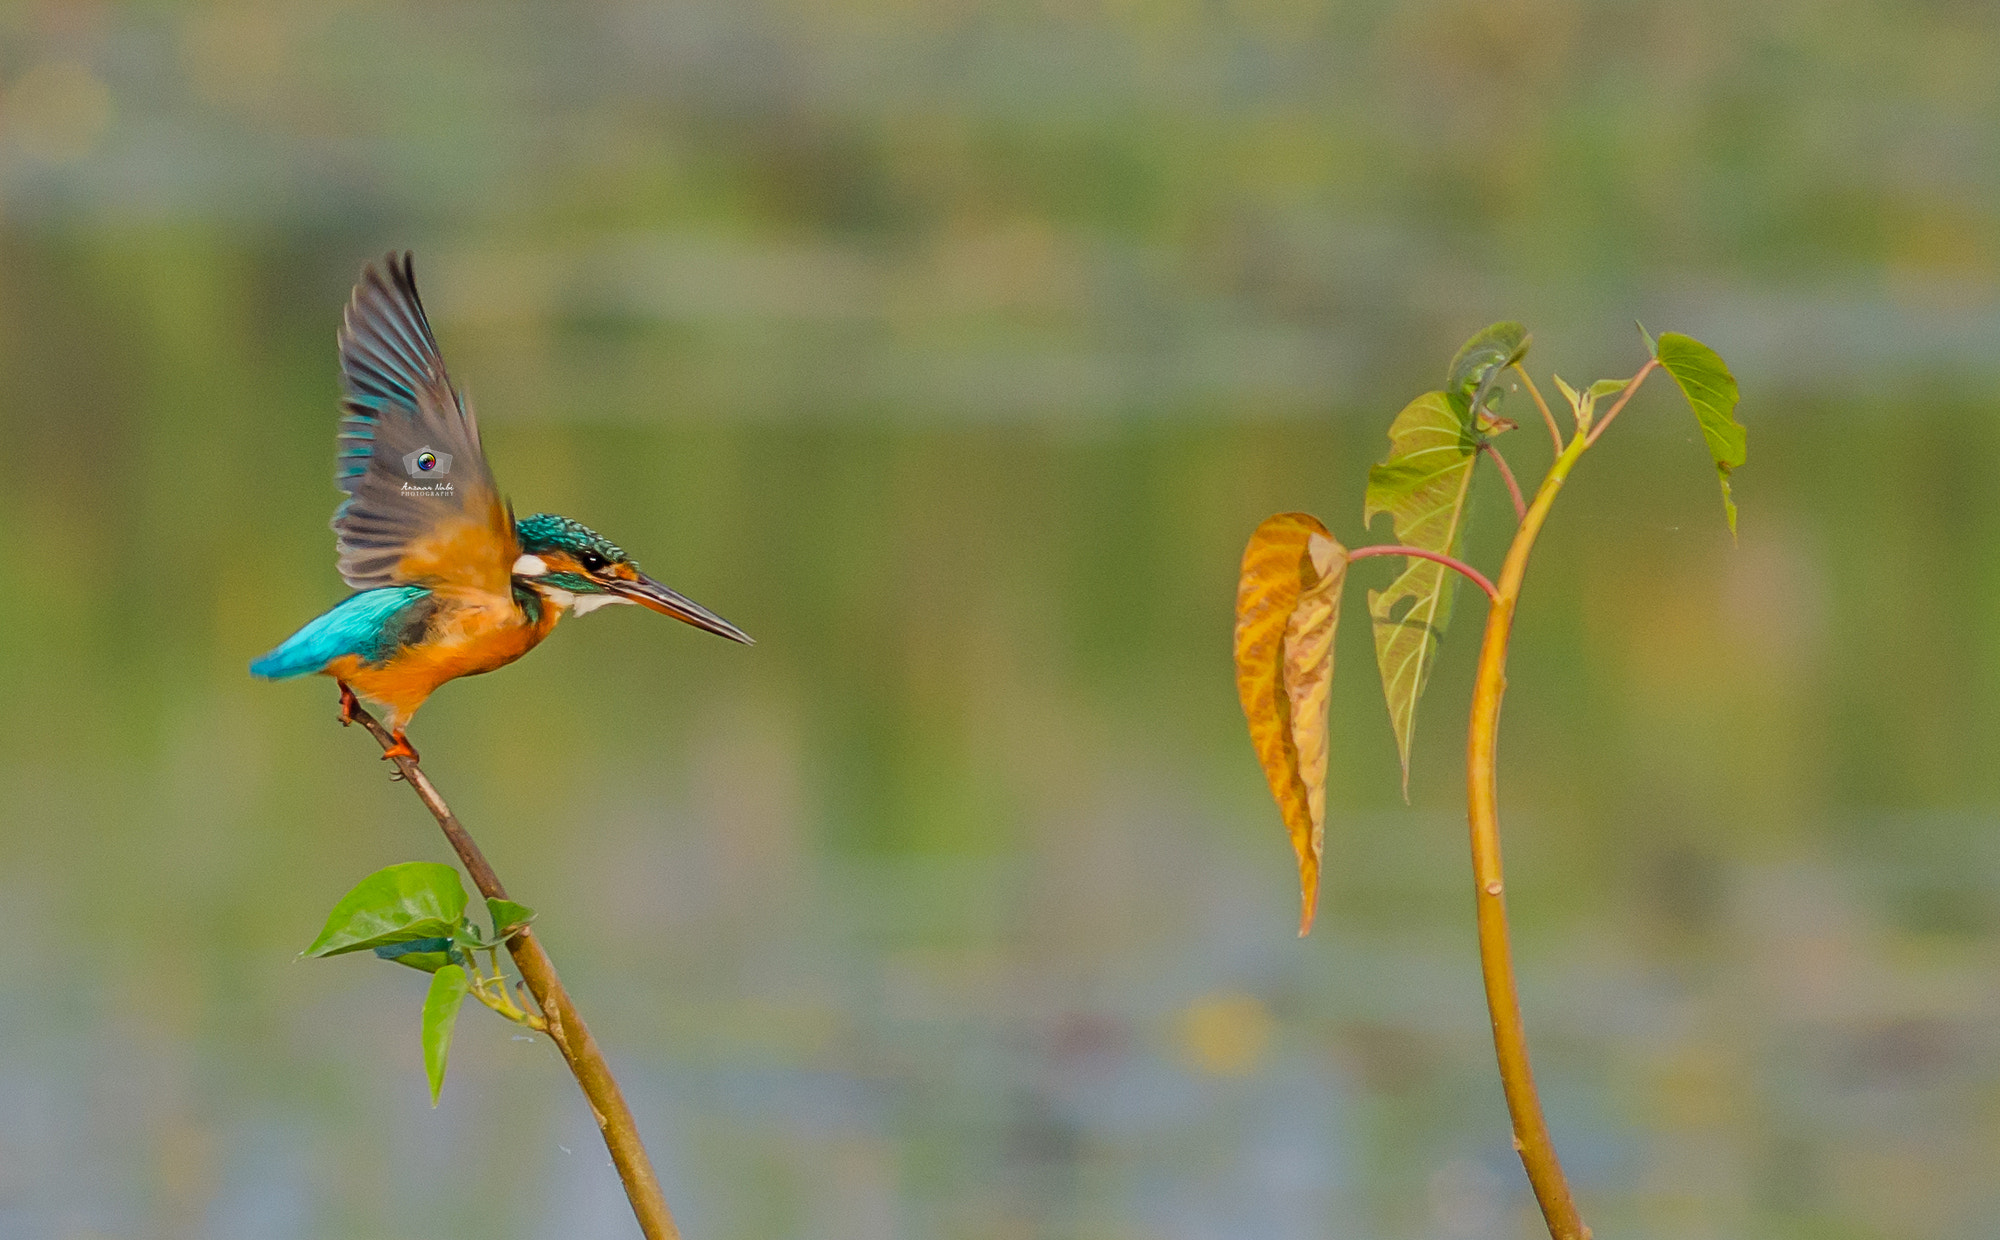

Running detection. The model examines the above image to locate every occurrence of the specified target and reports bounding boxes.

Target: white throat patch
[571,593,634,616]
[535,586,632,616]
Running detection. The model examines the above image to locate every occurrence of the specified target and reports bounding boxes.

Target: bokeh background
[3,2,1999,1238]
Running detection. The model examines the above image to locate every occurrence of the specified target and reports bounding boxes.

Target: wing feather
[332,252,517,594]
[250,586,435,679]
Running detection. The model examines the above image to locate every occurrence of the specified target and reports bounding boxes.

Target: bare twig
[1583,358,1659,448]
[1348,544,1501,603]
[344,703,682,1240]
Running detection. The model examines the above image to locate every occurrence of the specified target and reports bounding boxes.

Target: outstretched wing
[333,252,517,594]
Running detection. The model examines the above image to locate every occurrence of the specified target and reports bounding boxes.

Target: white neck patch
[512,554,549,577]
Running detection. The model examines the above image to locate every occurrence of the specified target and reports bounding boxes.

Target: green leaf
[373,937,459,973]
[421,963,471,1106]
[1446,322,1530,415]
[1364,390,1480,797]
[1655,333,1746,536]
[485,898,537,940]
[1552,376,1633,436]
[304,862,469,959]
[1637,320,1658,357]
[449,898,538,950]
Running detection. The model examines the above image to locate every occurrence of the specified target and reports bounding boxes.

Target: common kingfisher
[252,252,752,760]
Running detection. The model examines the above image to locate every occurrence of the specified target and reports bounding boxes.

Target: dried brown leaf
[1235,513,1348,935]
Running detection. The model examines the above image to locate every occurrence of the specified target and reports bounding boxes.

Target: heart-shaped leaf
[1655,333,1746,536]
[304,862,470,958]
[1235,513,1348,935]
[421,963,471,1106]
[1364,391,1480,796]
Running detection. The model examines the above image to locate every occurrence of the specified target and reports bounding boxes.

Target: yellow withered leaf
[1235,513,1348,936]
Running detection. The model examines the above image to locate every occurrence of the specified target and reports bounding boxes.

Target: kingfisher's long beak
[612,572,754,644]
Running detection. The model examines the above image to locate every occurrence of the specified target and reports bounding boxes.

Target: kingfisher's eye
[579,550,609,572]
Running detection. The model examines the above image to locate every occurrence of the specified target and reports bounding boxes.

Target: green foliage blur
[3,2,2000,1238]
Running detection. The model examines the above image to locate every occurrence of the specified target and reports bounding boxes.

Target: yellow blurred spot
[1175,991,1272,1077]
[5,61,113,163]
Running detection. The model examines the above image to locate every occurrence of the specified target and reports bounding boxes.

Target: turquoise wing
[250,586,433,679]
[333,253,517,595]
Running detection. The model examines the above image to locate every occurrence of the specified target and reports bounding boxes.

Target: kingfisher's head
[511,513,752,644]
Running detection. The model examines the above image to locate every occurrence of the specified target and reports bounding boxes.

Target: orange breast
[324,589,560,729]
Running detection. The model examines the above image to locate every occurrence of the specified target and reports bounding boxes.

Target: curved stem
[1480,442,1529,522]
[345,704,682,1240]
[1512,363,1565,456]
[1348,544,1499,603]
[1466,431,1593,1240]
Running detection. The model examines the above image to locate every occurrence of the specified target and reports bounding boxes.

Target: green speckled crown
[515,513,630,564]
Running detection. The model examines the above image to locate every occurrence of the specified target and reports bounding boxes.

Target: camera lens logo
[401,446,454,479]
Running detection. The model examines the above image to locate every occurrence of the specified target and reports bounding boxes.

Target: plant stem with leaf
[345,702,681,1240]
[1464,360,1656,1239]
[1240,324,1742,1240]
[1464,427,1592,1240]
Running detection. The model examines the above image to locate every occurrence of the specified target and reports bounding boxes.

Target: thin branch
[1511,363,1565,456]
[1583,358,1660,448]
[1480,442,1529,522]
[1348,544,1500,603]
[344,703,682,1240]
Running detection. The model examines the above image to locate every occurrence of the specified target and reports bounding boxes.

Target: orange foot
[381,732,420,763]
[337,681,362,726]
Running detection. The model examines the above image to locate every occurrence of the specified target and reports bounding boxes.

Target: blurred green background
[4,2,2000,1238]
